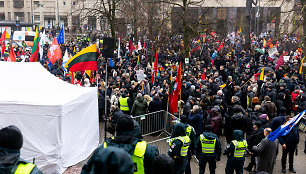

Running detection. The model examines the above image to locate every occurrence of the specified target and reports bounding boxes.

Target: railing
[132,110,180,137]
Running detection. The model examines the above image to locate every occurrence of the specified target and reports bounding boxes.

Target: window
[0,1,4,7]
[217,8,227,20]
[25,35,35,41]
[33,1,39,5]
[34,15,40,23]
[63,1,66,6]
[13,0,24,8]
[14,12,24,21]
[73,1,76,6]
[0,13,5,20]
[8,12,11,20]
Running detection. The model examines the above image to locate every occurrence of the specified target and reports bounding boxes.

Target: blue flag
[57,24,65,44]
[268,110,306,142]
[110,58,114,68]
[47,60,54,71]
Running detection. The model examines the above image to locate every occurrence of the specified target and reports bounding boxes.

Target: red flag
[154,53,158,74]
[47,37,62,64]
[8,42,16,62]
[0,27,6,57]
[143,40,146,49]
[0,27,7,41]
[151,53,158,86]
[201,68,206,80]
[171,62,181,114]
[217,41,224,52]
[275,53,284,70]
[128,40,135,53]
[70,71,75,84]
[1,40,5,57]
[254,72,261,81]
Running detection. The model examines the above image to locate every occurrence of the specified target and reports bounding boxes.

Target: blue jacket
[188,110,204,137]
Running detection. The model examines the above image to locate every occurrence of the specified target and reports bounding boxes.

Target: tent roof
[0,62,96,105]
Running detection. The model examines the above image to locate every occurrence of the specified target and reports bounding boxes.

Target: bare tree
[75,0,121,38]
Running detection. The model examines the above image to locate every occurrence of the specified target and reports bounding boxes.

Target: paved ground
[64,123,306,174]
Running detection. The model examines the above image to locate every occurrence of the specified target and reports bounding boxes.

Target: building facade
[0,0,76,29]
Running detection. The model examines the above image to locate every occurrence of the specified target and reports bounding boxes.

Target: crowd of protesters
[1,30,306,174]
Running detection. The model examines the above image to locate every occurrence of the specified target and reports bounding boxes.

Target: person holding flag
[278,115,301,173]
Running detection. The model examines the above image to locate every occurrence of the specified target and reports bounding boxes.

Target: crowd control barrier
[132,110,180,137]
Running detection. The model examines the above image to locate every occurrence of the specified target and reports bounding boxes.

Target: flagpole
[104,60,107,141]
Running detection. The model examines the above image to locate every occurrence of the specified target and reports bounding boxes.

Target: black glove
[295,147,298,156]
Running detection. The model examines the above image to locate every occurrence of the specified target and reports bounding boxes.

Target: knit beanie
[116,115,134,132]
[0,125,23,150]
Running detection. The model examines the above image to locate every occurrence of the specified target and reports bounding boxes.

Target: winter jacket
[278,126,299,149]
[81,146,134,174]
[229,112,247,135]
[100,132,158,174]
[261,101,277,119]
[224,130,247,159]
[148,98,162,113]
[270,115,285,131]
[188,110,204,137]
[247,91,255,108]
[0,147,42,174]
[275,93,285,114]
[169,123,190,159]
[207,108,222,136]
[195,131,221,159]
[253,137,279,174]
[246,127,265,151]
[111,108,124,124]
[131,96,148,116]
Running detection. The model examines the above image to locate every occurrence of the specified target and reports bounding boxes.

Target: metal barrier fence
[132,110,180,137]
[133,110,180,154]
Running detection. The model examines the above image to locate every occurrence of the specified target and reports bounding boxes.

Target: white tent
[0,62,99,173]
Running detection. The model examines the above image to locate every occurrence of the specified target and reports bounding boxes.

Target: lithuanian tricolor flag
[65,43,97,72]
[30,26,39,62]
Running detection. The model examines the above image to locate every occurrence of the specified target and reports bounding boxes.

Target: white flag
[118,38,120,58]
[39,30,47,60]
[137,40,142,51]
[62,48,69,72]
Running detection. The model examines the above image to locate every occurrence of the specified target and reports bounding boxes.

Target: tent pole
[104,61,107,141]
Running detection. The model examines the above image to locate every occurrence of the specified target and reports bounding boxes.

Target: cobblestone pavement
[64,123,306,174]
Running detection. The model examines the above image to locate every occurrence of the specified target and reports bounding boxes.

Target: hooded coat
[224,130,247,159]
[131,96,148,116]
[169,123,188,161]
[0,125,42,174]
[207,108,222,136]
[102,131,158,174]
[195,131,221,159]
[80,146,134,174]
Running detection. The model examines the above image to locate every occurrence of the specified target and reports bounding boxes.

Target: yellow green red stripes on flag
[65,43,97,72]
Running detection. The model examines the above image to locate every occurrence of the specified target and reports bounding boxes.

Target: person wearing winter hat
[102,115,159,174]
[81,146,134,174]
[0,125,42,174]
[195,125,222,174]
[152,154,175,174]
[244,121,265,172]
